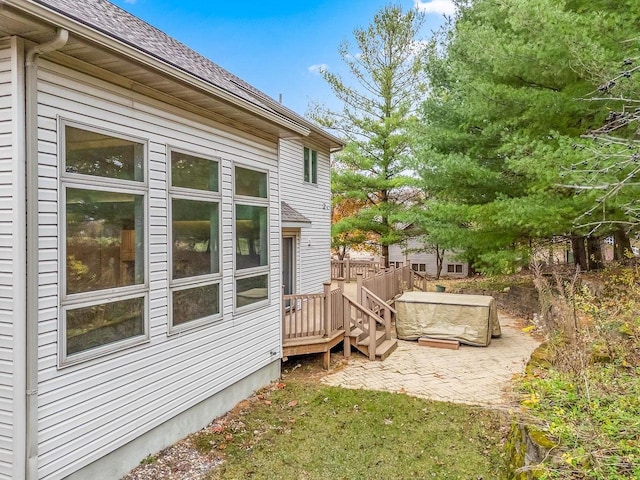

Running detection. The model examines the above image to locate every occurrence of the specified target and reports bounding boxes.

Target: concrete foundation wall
[64,360,280,480]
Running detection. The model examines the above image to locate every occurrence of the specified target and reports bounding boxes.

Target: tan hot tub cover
[395,292,502,346]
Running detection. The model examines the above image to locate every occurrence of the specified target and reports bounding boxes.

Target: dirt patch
[281,348,349,383]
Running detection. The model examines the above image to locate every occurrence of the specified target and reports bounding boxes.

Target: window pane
[235,204,268,269]
[303,147,310,182]
[171,152,218,192]
[65,126,144,181]
[311,150,317,184]
[235,166,267,198]
[236,274,268,308]
[173,199,219,279]
[66,188,144,294]
[66,296,144,356]
[173,283,219,326]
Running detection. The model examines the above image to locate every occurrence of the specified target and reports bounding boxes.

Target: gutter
[24,28,69,480]
[4,0,310,137]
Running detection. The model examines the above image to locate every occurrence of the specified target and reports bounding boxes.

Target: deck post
[282,285,286,340]
[338,277,345,293]
[343,295,351,358]
[323,281,331,338]
[345,257,351,282]
[384,305,391,340]
[356,272,363,305]
[369,315,376,360]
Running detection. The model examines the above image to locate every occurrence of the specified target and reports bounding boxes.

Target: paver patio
[321,312,541,407]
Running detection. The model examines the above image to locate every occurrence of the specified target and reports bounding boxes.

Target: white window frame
[303,146,318,185]
[411,263,426,272]
[58,120,149,367]
[233,164,270,313]
[167,148,222,333]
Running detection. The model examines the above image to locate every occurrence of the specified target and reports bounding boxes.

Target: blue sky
[111,0,455,117]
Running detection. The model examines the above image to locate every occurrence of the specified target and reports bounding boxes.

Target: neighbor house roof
[10,0,344,149]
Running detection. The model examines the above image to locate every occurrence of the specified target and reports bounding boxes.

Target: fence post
[345,257,351,283]
[323,281,331,337]
[338,277,345,293]
[356,272,363,305]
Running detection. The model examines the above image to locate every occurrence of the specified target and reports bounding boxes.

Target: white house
[0,1,342,479]
[388,226,469,278]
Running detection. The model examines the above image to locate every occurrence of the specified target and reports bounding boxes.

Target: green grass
[196,381,507,479]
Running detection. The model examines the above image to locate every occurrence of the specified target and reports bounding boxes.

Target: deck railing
[331,259,382,282]
[360,286,395,341]
[358,265,428,304]
[282,282,345,340]
[341,295,380,360]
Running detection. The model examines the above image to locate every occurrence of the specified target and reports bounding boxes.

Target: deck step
[376,339,398,360]
[356,329,385,347]
[349,329,398,361]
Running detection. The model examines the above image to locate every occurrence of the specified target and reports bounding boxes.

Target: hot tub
[395,292,501,346]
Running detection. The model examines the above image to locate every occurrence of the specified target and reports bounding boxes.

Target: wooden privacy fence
[330,259,382,282]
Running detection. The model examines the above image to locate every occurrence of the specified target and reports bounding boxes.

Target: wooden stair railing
[343,293,397,360]
[361,286,396,341]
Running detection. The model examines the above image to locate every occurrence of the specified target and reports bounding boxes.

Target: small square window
[235,166,267,197]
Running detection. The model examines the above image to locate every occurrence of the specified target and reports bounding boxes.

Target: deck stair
[344,286,398,361]
[348,327,397,360]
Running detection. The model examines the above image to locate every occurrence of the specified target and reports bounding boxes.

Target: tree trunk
[571,235,587,272]
[381,243,389,269]
[613,229,632,262]
[586,236,604,271]
[434,245,444,280]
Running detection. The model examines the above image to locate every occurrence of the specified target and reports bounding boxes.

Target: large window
[169,150,221,330]
[61,124,147,364]
[303,147,317,184]
[234,166,269,309]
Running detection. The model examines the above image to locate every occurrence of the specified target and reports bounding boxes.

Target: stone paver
[321,313,541,407]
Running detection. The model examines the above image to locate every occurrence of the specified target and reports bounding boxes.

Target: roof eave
[6,0,311,137]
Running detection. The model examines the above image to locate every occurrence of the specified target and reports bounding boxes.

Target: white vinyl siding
[0,44,16,480]
[388,238,469,277]
[35,60,281,479]
[279,138,331,294]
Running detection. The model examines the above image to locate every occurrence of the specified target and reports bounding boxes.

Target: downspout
[24,28,68,480]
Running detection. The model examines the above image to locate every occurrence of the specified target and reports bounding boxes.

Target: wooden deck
[283,330,345,370]
[282,266,426,368]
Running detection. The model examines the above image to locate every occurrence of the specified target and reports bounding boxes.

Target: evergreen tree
[415,0,639,273]
[311,4,428,267]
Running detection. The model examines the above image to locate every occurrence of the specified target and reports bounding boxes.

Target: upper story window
[303,147,317,184]
[61,124,148,364]
[234,165,269,310]
[169,150,221,331]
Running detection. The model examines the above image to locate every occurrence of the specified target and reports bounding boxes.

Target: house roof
[5,0,344,149]
[281,202,311,227]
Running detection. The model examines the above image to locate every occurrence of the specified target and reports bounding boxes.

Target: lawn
[193,380,507,480]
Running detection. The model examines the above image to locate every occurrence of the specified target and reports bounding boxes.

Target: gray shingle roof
[281,202,311,225]
[33,0,284,116]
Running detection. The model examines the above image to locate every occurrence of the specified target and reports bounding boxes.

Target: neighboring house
[0,1,342,479]
[388,226,469,277]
